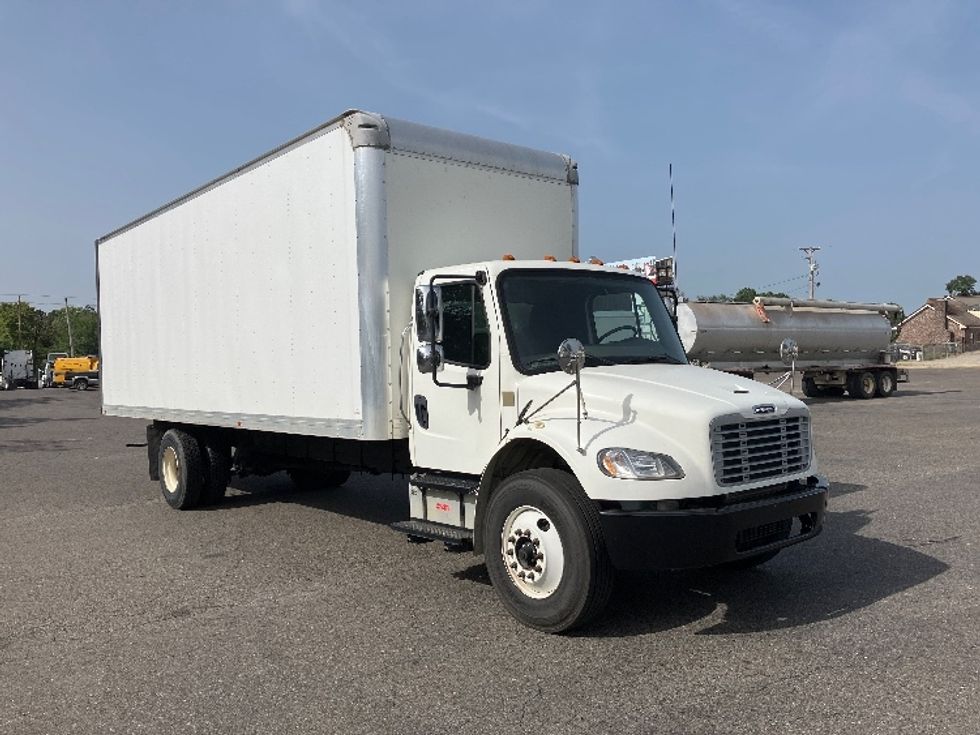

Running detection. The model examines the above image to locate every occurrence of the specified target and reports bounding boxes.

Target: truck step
[392,519,474,548]
[410,471,479,495]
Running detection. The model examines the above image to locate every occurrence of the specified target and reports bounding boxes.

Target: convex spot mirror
[557,338,586,375]
[415,285,444,344]
[779,338,799,366]
[416,344,444,375]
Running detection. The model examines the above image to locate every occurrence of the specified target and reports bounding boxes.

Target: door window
[440,283,491,368]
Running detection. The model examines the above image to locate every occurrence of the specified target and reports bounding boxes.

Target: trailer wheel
[848,372,876,400]
[287,468,351,492]
[484,469,612,633]
[74,378,89,391]
[199,440,231,505]
[876,371,896,398]
[801,377,822,398]
[159,429,204,510]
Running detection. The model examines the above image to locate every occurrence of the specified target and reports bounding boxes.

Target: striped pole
[669,164,677,284]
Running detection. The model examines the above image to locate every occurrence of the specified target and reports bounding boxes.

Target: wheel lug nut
[518,571,526,579]
[510,562,518,570]
[532,538,540,546]
[523,530,532,537]
[536,552,544,561]
[507,536,516,543]
[527,572,535,581]
[534,565,542,573]
[506,548,514,556]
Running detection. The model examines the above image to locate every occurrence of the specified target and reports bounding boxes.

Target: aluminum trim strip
[101,405,365,438]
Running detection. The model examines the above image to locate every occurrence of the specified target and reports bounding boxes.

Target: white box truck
[1,350,37,390]
[97,110,827,632]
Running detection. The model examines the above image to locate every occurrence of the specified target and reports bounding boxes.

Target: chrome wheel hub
[501,505,564,599]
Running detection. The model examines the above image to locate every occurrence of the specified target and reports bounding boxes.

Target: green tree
[945,274,977,296]
[0,301,49,354]
[696,293,731,302]
[45,305,100,356]
[732,287,791,302]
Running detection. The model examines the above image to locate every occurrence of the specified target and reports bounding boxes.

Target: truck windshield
[497,269,688,374]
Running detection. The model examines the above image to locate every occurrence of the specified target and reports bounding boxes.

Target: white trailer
[98,110,827,632]
[677,297,908,399]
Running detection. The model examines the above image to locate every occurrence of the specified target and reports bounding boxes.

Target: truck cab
[404,260,827,631]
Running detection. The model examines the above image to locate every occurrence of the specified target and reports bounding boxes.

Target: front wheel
[484,469,613,633]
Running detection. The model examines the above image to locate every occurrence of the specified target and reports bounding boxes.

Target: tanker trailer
[676,297,908,399]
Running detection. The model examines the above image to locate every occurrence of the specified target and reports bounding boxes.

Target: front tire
[484,469,613,633]
[159,429,204,510]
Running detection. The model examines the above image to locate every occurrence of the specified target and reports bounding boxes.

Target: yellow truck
[52,356,100,390]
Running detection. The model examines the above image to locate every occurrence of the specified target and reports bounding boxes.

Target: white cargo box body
[97,110,578,440]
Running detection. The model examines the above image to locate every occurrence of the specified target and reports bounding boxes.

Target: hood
[516,363,804,426]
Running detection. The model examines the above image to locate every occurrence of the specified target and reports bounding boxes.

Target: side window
[440,283,491,368]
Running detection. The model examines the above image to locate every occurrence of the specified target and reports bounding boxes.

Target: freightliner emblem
[753,404,776,415]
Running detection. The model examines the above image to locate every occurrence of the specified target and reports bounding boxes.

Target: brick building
[897,295,980,349]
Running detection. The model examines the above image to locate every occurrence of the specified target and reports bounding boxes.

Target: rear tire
[848,371,876,399]
[74,379,88,391]
[484,469,613,633]
[199,439,231,505]
[876,370,896,398]
[159,429,204,510]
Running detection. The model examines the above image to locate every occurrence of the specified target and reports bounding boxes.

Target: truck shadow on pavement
[581,482,949,637]
[210,473,408,526]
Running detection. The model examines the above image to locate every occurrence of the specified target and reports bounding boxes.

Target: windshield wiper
[619,355,686,365]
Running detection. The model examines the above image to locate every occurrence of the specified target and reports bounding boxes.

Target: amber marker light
[543,254,557,261]
[502,253,516,261]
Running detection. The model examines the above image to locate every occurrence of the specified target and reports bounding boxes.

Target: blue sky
[1,0,977,312]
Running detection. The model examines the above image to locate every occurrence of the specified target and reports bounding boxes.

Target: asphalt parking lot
[1,370,978,734]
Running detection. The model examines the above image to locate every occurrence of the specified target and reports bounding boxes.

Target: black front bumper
[599,475,829,570]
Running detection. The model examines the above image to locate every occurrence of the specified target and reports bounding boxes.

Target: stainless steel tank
[676,299,897,371]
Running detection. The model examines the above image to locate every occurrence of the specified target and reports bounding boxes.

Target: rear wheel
[74,378,89,391]
[876,370,896,398]
[484,469,613,633]
[199,439,231,505]
[848,371,876,399]
[159,429,204,510]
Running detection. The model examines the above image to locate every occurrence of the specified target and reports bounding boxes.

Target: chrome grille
[710,414,810,486]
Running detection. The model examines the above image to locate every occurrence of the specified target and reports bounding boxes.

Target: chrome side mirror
[415,285,444,344]
[557,338,586,375]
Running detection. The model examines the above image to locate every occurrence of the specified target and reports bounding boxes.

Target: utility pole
[17,294,23,346]
[65,297,75,357]
[800,247,821,300]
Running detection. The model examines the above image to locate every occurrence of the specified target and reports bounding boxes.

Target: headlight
[597,448,684,480]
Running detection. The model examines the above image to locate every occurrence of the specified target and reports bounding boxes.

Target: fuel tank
[676,299,896,370]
